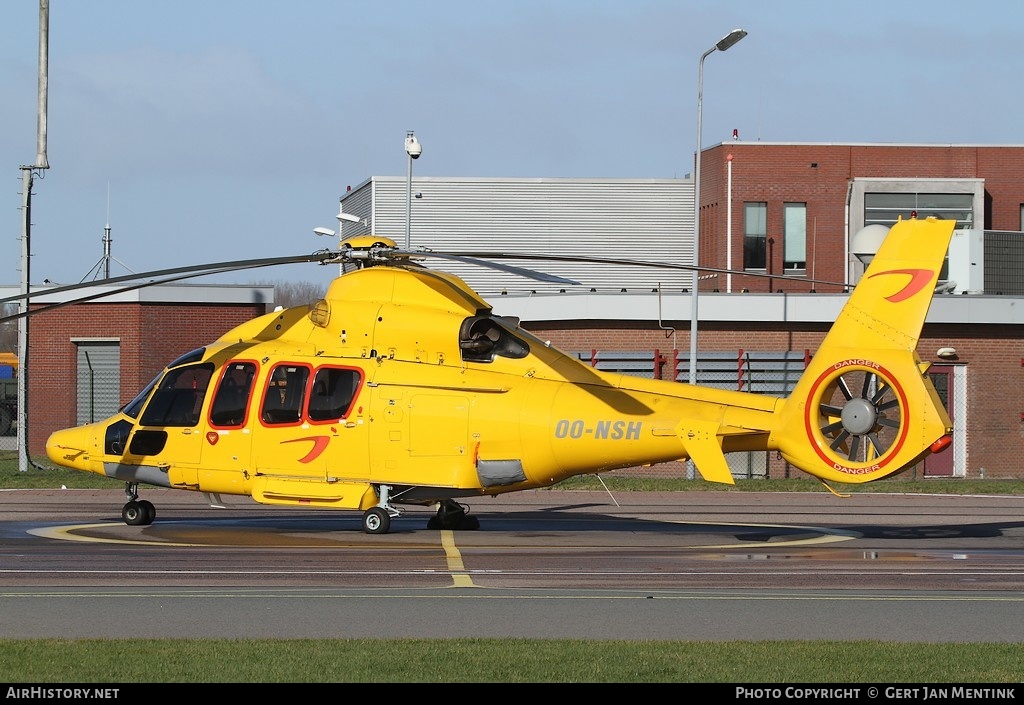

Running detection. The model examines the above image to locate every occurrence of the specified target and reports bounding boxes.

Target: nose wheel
[122,482,156,526]
[362,507,391,534]
[362,484,404,534]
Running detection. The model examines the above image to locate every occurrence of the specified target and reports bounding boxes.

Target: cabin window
[308,367,361,422]
[140,363,214,427]
[261,364,309,425]
[209,361,257,427]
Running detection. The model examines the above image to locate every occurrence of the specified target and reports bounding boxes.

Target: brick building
[696,142,1024,294]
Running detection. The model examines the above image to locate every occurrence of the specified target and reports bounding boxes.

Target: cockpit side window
[261,364,310,425]
[209,361,257,428]
[139,363,214,427]
[459,316,530,362]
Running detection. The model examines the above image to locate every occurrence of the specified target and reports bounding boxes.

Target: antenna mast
[81,183,136,282]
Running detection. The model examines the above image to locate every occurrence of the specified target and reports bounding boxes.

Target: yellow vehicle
[39,216,954,533]
[0,352,16,436]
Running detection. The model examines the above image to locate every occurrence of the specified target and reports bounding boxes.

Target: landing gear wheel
[812,363,905,466]
[138,500,156,525]
[363,507,391,534]
[428,500,478,530]
[122,500,152,526]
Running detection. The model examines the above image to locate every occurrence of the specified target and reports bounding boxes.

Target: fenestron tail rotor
[814,365,905,465]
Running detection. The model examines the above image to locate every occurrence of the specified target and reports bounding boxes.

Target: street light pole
[404,130,421,249]
[690,28,747,386]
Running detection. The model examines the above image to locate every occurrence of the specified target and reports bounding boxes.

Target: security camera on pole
[405,131,422,249]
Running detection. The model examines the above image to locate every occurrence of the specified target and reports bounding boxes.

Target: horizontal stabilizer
[678,419,736,485]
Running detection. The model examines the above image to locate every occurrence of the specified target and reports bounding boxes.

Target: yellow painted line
[440,530,477,587]
[27,524,203,547]
[667,520,861,549]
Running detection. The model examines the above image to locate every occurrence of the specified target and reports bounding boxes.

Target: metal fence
[575,349,811,480]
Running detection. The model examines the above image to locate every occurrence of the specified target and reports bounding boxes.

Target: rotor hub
[840,397,878,435]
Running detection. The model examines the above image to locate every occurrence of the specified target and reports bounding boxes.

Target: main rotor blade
[402,250,580,285]
[0,251,340,323]
[0,250,338,307]
[429,251,849,290]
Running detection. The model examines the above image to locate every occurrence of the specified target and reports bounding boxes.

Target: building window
[1020,203,1024,231]
[783,203,806,271]
[743,202,767,269]
[864,192,973,229]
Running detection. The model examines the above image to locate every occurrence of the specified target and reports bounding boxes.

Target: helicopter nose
[46,423,101,473]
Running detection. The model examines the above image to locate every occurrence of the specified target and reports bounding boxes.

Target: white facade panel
[340,177,693,296]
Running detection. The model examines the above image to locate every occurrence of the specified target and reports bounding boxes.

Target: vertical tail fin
[773,216,955,483]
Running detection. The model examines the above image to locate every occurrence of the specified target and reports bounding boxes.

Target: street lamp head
[405,132,422,159]
[716,28,747,52]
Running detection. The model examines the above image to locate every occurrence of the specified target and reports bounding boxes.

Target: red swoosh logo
[281,436,331,463]
[867,268,933,303]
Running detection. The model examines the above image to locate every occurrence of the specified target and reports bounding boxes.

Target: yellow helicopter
[37,215,954,534]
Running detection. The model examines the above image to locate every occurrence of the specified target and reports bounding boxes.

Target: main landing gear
[427,499,480,531]
[360,487,480,535]
[122,482,156,526]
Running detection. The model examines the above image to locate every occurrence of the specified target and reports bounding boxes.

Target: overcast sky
[2,0,1020,289]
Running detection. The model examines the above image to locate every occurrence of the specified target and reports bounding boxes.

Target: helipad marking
[665,519,861,548]
[29,519,861,551]
[28,524,203,547]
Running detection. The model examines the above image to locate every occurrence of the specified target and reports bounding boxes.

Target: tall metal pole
[404,130,421,249]
[18,169,32,474]
[18,0,51,473]
[690,28,747,387]
[405,142,413,249]
[726,153,733,293]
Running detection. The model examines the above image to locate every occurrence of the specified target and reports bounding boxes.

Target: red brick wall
[701,144,1024,293]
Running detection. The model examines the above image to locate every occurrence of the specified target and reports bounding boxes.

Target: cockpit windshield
[121,376,159,419]
[119,348,207,419]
